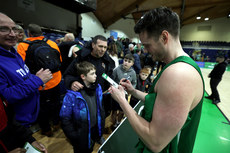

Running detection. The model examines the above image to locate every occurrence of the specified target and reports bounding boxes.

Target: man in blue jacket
[0,12,53,127]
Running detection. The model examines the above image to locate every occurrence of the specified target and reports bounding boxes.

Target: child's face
[140,72,149,81]
[84,69,97,84]
[123,58,134,70]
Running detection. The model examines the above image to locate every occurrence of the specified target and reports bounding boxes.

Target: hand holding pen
[104,76,132,95]
[109,78,135,104]
[122,75,131,83]
[119,78,134,94]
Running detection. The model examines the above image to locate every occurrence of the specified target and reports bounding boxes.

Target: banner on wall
[204,62,216,69]
[110,30,118,39]
[196,62,230,71]
[196,61,205,68]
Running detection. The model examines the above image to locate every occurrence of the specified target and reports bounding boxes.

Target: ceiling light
[204,17,209,21]
[196,15,201,20]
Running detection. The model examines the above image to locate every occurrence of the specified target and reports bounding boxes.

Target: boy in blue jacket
[60,61,105,153]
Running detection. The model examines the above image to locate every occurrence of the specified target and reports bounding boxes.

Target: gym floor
[193,68,230,153]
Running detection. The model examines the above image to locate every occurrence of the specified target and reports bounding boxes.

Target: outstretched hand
[8,148,26,153]
[32,141,48,153]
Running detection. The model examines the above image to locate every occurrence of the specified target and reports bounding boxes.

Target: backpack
[24,38,61,74]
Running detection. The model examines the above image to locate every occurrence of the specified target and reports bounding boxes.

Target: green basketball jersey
[136,56,205,153]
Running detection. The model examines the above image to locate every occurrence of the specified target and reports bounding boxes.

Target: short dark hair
[134,7,180,40]
[76,61,96,76]
[92,35,107,44]
[124,54,135,62]
[28,23,42,37]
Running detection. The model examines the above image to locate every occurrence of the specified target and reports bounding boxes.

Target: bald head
[0,13,12,22]
[64,33,75,42]
[0,13,18,50]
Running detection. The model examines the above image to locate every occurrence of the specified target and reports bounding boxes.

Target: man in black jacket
[206,55,227,104]
[63,35,115,118]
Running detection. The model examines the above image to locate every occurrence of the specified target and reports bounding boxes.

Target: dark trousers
[38,84,61,132]
[103,93,112,118]
[73,126,99,153]
[73,145,93,153]
[210,78,221,101]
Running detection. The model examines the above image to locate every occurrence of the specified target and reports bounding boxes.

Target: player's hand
[119,78,135,94]
[109,85,127,104]
[71,81,84,91]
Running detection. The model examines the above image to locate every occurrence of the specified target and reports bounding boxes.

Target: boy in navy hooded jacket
[60,61,105,153]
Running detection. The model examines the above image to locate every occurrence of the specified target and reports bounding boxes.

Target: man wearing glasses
[0,12,52,153]
[0,13,52,128]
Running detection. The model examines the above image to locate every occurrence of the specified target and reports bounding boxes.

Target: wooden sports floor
[33,68,230,153]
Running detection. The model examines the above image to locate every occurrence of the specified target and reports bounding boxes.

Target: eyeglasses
[0,26,19,34]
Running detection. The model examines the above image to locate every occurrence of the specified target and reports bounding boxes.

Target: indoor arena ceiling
[94,0,230,28]
[45,0,230,29]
